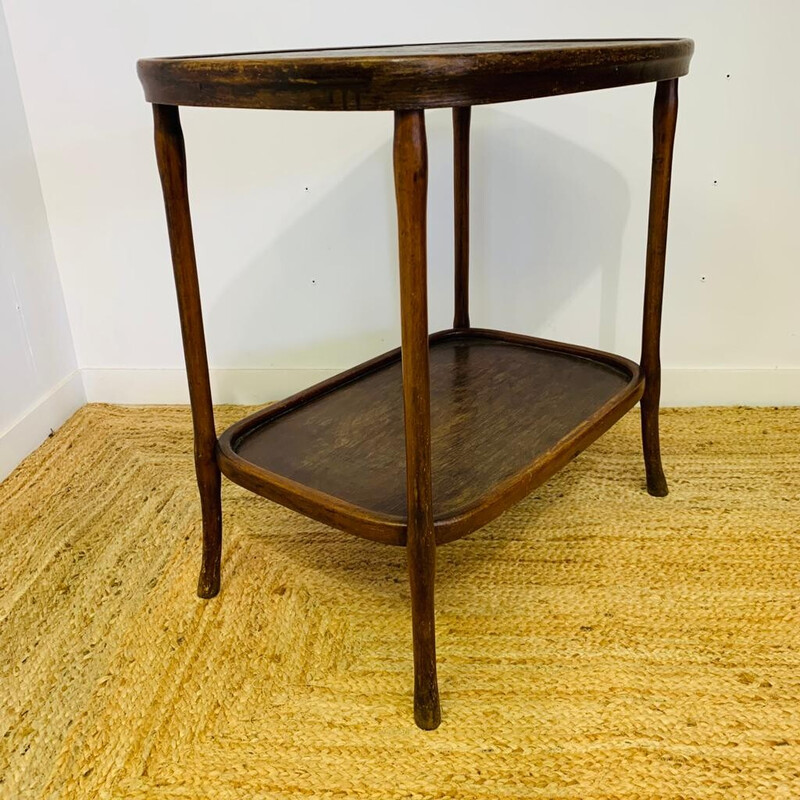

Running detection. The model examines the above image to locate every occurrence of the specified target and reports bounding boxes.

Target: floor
[1,404,798,799]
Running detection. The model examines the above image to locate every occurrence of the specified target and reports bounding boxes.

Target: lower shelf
[217,328,644,545]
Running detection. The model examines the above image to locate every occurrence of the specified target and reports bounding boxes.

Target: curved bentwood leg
[393,109,441,730]
[153,104,223,597]
[641,79,679,497]
[453,106,471,330]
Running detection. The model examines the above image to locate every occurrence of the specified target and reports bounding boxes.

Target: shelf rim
[216,327,644,546]
[137,38,693,111]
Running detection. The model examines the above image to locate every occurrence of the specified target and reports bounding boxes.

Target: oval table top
[137,39,693,112]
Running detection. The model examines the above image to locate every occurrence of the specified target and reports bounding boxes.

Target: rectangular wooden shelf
[217,329,643,545]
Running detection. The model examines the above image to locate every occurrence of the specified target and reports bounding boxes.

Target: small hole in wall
[713,180,718,185]
[726,73,731,79]
[701,276,707,282]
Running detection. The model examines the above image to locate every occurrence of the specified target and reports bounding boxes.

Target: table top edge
[137,38,694,111]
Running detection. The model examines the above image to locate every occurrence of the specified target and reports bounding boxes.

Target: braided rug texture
[1,404,798,799]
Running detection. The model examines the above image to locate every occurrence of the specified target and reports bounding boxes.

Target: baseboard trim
[662,368,800,407]
[80,367,800,408]
[4,365,793,484]
[81,368,340,405]
[0,370,87,481]
[3,366,796,481]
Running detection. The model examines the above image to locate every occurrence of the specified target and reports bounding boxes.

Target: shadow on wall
[471,110,630,352]
[204,107,630,376]
[205,136,399,371]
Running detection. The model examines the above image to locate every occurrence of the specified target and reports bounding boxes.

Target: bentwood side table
[138,39,693,729]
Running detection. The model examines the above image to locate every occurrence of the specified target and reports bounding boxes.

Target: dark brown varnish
[641,79,678,497]
[226,332,641,541]
[152,104,222,599]
[141,40,691,730]
[137,39,693,111]
[393,109,440,729]
[453,106,471,329]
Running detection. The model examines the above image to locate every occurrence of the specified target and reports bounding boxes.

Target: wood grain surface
[152,104,222,599]
[137,39,693,111]
[640,79,679,497]
[143,40,689,729]
[453,106,471,329]
[219,331,642,546]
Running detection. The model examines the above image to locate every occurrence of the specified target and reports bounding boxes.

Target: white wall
[2,0,799,406]
[0,3,83,480]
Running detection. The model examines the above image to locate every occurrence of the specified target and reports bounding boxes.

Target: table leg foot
[414,687,442,731]
[641,394,668,497]
[410,566,441,730]
[196,461,222,598]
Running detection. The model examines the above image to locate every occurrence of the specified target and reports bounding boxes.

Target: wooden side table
[138,39,693,729]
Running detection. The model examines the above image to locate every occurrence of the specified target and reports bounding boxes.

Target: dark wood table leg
[640,79,678,497]
[453,106,471,330]
[393,109,441,730]
[153,103,223,597]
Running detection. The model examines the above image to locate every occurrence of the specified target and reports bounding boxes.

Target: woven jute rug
[1,404,798,799]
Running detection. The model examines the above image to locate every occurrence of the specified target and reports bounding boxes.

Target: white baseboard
[81,368,340,405]
[81,366,800,407]
[662,368,800,407]
[2,367,797,481]
[0,370,86,482]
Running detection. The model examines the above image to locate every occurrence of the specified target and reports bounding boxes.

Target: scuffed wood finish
[453,106,471,329]
[137,39,693,112]
[393,109,440,729]
[641,79,678,497]
[218,330,642,545]
[152,104,222,598]
[142,39,691,729]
